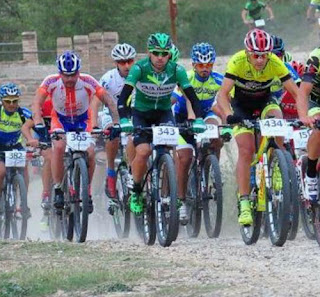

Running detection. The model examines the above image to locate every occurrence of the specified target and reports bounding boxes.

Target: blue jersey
[172,70,223,115]
[271,62,300,101]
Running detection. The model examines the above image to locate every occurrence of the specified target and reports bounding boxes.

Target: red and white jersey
[38,73,105,117]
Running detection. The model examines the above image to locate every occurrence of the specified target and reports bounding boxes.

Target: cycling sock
[307,158,318,178]
[133,182,142,194]
[107,168,116,177]
[239,194,249,201]
[54,183,61,189]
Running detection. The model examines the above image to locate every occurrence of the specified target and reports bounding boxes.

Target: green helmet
[147,33,172,52]
[170,44,180,62]
[283,51,293,63]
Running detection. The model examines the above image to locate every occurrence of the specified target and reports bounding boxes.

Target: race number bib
[5,151,26,167]
[259,119,289,137]
[98,110,113,129]
[293,129,311,149]
[66,132,93,151]
[196,124,219,142]
[255,19,265,27]
[152,126,179,146]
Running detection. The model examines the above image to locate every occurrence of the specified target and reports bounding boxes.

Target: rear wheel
[202,154,223,238]
[155,153,178,247]
[266,149,291,246]
[299,155,315,240]
[186,163,201,238]
[283,150,299,240]
[113,164,130,238]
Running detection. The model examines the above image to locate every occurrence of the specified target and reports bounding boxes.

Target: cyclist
[0,83,31,192]
[32,50,119,212]
[117,32,206,214]
[298,47,320,202]
[270,35,301,103]
[217,29,303,226]
[171,42,224,222]
[91,43,136,200]
[242,0,274,30]
[307,0,320,22]
[22,98,52,230]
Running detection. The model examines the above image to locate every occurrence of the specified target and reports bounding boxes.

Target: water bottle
[250,166,256,188]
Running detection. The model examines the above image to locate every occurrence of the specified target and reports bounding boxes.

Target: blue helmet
[57,50,81,75]
[271,35,284,55]
[0,83,21,99]
[191,43,216,63]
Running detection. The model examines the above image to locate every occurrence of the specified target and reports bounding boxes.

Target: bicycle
[0,148,29,240]
[185,123,228,238]
[51,129,97,243]
[131,125,179,247]
[238,118,291,246]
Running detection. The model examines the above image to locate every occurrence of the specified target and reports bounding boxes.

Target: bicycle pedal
[108,205,115,216]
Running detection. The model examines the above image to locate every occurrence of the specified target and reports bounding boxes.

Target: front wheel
[266,149,291,246]
[113,164,130,238]
[202,154,223,238]
[155,153,179,247]
[72,158,89,243]
[186,163,201,238]
[4,173,29,240]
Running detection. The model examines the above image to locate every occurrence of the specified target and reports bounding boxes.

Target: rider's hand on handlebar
[27,138,39,148]
[226,114,243,125]
[299,115,316,128]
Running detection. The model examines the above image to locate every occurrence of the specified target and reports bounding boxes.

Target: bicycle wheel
[72,157,89,243]
[141,169,156,245]
[312,203,320,246]
[266,149,291,246]
[298,155,315,240]
[283,150,299,240]
[155,153,178,247]
[202,154,223,238]
[113,163,130,238]
[186,163,201,238]
[48,186,61,240]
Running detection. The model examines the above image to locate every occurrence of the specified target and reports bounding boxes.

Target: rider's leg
[131,143,152,186]
[51,139,66,209]
[176,147,193,199]
[104,138,119,198]
[0,162,6,191]
[126,136,135,166]
[40,148,52,209]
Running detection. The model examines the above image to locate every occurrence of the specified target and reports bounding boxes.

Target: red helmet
[291,60,305,78]
[244,29,273,53]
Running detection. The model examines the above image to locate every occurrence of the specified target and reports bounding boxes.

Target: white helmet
[111,43,136,61]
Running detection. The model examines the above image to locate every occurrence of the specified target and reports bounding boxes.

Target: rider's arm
[241,9,249,23]
[297,81,313,118]
[265,4,274,20]
[21,118,34,142]
[216,78,235,120]
[97,90,119,124]
[32,89,47,125]
[182,87,203,118]
[91,95,102,128]
[118,84,134,119]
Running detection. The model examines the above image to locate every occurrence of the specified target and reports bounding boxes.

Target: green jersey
[125,57,191,112]
[244,1,266,20]
[303,47,320,102]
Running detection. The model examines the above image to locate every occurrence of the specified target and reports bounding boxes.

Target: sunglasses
[117,59,134,65]
[151,51,170,57]
[195,63,214,68]
[249,52,269,59]
[2,99,19,104]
